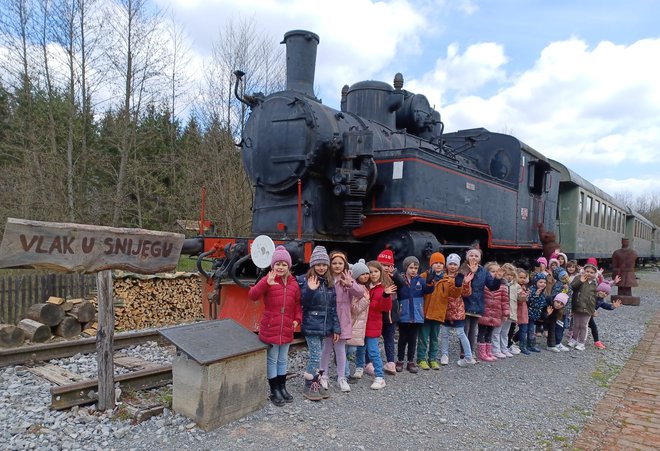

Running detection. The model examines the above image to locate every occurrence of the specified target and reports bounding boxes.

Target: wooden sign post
[0,218,185,411]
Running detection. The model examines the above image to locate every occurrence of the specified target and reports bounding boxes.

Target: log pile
[93,272,203,330]
[1,273,203,348]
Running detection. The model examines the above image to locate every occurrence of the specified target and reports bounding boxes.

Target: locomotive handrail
[196,248,216,281]
[229,254,252,289]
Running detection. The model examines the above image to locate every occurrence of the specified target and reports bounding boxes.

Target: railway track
[0,329,166,368]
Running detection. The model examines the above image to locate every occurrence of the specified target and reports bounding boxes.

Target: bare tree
[199,16,285,137]
[103,0,168,226]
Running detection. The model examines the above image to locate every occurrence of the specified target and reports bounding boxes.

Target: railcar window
[594,200,600,227]
[585,196,593,225]
[607,206,612,230]
[600,203,606,228]
[579,192,584,223]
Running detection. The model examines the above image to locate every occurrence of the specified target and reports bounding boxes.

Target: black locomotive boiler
[237,29,557,265]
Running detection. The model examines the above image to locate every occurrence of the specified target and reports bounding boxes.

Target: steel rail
[0,330,166,368]
[50,364,172,410]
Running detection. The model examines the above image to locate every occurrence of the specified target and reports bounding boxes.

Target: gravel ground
[2,268,659,451]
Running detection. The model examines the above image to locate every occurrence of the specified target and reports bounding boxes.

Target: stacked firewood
[0,297,96,347]
[91,272,203,331]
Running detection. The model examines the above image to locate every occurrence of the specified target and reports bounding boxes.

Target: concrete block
[172,349,266,431]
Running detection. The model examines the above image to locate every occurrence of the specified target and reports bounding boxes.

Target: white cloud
[157,0,427,101]
[593,177,660,198]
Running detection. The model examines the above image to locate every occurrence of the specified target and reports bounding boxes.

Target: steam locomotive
[183,30,657,330]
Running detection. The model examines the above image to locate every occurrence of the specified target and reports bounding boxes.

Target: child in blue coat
[396,256,434,373]
[297,246,340,401]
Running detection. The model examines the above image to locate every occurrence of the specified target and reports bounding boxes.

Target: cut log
[0,324,25,348]
[47,296,65,305]
[27,303,65,326]
[67,301,96,323]
[18,319,52,343]
[53,317,82,338]
[61,301,73,312]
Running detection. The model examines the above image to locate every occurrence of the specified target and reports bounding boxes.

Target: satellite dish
[250,235,276,269]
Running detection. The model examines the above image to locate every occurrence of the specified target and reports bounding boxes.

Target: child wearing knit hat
[587,275,622,349]
[248,246,301,406]
[376,249,400,375]
[417,252,446,370]
[319,250,366,393]
[440,253,476,366]
[395,255,434,373]
[545,292,569,352]
[345,260,371,381]
[296,245,341,401]
[568,259,599,351]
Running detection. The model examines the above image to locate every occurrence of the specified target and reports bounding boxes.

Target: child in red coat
[364,261,396,389]
[248,246,301,406]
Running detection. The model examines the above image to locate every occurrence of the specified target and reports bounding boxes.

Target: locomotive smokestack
[281,30,319,98]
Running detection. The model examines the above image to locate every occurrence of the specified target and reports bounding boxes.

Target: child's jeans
[266,343,290,379]
[320,337,347,380]
[305,335,323,374]
[355,344,367,371]
[492,319,512,354]
[440,324,472,359]
[382,321,397,363]
[518,323,529,343]
[525,323,537,342]
[417,319,441,362]
[462,315,479,356]
[365,336,384,378]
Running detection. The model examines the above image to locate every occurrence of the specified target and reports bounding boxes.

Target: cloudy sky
[156,0,659,198]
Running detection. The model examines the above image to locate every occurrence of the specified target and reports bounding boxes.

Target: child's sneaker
[509,344,521,355]
[383,362,397,375]
[430,360,440,370]
[503,350,514,357]
[594,341,606,349]
[365,363,375,376]
[395,361,404,372]
[352,367,363,379]
[567,338,578,348]
[337,377,351,392]
[575,343,586,351]
[303,377,323,401]
[547,346,561,353]
[418,360,430,370]
[440,355,449,365]
[370,377,386,390]
[406,362,419,373]
[457,357,476,367]
[556,343,570,352]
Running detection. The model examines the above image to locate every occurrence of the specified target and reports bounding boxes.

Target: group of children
[249,244,622,406]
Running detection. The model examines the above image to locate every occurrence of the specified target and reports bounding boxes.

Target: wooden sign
[0,218,185,274]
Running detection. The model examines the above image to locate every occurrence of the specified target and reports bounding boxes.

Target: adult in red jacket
[248,246,301,406]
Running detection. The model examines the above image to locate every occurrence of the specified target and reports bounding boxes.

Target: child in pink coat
[320,250,365,393]
[477,262,509,361]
